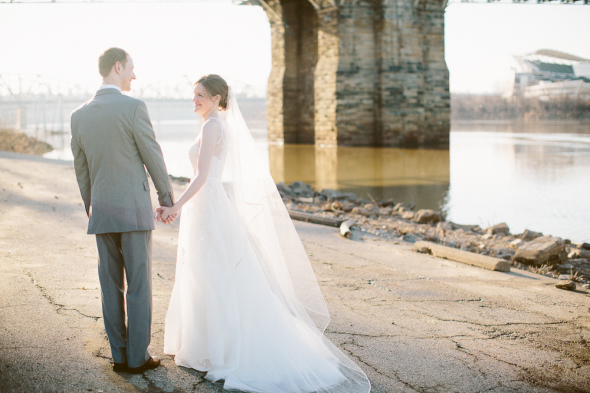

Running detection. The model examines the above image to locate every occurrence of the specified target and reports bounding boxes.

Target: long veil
[218,88,371,392]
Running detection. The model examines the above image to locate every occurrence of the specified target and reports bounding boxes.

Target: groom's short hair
[98,48,129,78]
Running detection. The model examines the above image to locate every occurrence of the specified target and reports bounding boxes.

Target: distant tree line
[451,95,590,121]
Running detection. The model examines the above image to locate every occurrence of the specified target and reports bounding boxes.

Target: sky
[1,1,589,95]
[444,3,590,93]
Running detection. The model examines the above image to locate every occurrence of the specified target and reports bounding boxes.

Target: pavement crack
[409,307,574,328]
[0,346,44,350]
[340,338,423,392]
[325,330,399,338]
[24,270,101,321]
[157,272,173,280]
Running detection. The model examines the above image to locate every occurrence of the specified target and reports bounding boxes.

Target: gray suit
[71,88,174,368]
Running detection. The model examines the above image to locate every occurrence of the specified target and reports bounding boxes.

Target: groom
[71,47,175,373]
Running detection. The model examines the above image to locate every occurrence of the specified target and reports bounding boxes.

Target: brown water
[263,122,590,243]
[269,145,450,212]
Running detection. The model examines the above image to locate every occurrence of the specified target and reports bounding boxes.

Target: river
[15,101,590,244]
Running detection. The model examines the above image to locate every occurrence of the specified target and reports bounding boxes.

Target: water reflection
[453,121,590,135]
[448,127,590,243]
[270,145,450,210]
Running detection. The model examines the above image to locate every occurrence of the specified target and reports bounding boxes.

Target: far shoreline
[452,119,590,126]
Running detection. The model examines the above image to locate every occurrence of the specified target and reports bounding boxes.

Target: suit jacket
[71,88,174,234]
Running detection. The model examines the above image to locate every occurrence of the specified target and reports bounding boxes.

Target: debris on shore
[0,128,53,155]
[167,175,590,286]
[275,180,590,286]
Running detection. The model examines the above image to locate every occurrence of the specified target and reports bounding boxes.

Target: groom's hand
[156,206,177,225]
[163,213,177,225]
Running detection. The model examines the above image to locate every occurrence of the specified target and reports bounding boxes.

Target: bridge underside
[262,0,450,148]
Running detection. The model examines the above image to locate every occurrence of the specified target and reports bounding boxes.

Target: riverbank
[267,180,590,288]
[1,126,588,287]
[0,127,53,155]
[2,151,590,392]
[451,94,590,121]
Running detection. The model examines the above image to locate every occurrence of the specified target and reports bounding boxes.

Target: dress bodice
[188,118,226,180]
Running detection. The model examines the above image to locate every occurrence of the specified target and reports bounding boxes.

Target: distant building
[504,49,590,99]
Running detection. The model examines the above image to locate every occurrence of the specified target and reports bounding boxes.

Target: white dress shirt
[99,84,122,92]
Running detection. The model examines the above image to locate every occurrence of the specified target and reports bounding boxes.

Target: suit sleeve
[132,101,175,207]
[71,122,91,216]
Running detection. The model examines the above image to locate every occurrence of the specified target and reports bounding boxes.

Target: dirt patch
[0,128,53,155]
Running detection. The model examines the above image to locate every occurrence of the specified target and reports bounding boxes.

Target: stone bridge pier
[257,0,450,148]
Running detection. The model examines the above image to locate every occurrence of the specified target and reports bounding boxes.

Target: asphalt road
[1,151,589,393]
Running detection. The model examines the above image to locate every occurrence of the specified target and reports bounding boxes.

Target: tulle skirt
[164,179,369,393]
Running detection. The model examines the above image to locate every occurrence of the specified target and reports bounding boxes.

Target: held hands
[156,205,178,225]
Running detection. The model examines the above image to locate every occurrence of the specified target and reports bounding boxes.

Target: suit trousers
[96,230,152,368]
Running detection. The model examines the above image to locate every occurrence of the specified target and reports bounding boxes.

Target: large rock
[320,189,358,202]
[555,281,576,291]
[393,202,414,212]
[379,207,393,216]
[351,207,372,216]
[568,248,590,260]
[436,222,454,231]
[340,202,355,212]
[402,211,415,220]
[276,182,292,195]
[392,202,405,212]
[522,229,543,241]
[486,223,510,236]
[495,248,514,260]
[513,236,566,266]
[321,188,343,200]
[363,203,379,212]
[452,222,482,233]
[289,181,313,196]
[413,209,442,224]
[378,198,395,207]
[556,259,590,278]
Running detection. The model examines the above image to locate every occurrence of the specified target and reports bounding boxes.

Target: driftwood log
[414,241,511,272]
[288,210,344,228]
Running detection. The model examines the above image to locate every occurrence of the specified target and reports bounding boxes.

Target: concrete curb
[414,241,511,272]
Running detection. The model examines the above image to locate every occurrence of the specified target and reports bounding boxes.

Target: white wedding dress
[164,93,370,393]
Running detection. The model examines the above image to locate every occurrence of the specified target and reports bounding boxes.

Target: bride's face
[193,83,219,116]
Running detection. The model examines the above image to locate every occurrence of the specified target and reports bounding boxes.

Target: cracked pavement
[1,151,589,393]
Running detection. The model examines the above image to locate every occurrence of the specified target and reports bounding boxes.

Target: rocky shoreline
[168,176,590,287]
[1,128,586,289]
[274,180,590,289]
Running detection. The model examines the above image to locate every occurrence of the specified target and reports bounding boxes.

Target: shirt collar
[99,84,122,92]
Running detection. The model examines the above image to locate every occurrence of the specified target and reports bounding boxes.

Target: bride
[157,74,370,393]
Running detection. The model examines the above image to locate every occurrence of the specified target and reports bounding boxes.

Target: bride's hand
[156,206,178,224]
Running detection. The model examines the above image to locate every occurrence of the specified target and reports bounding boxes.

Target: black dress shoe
[127,356,160,374]
[113,362,128,372]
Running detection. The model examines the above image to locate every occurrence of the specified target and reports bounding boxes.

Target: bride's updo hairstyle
[195,74,229,111]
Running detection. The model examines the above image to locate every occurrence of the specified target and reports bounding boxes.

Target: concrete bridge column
[261,0,449,148]
[313,7,339,147]
[316,1,380,147]
[379,0,449,147]
[420,0,451,145]
[264,0,318,144]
